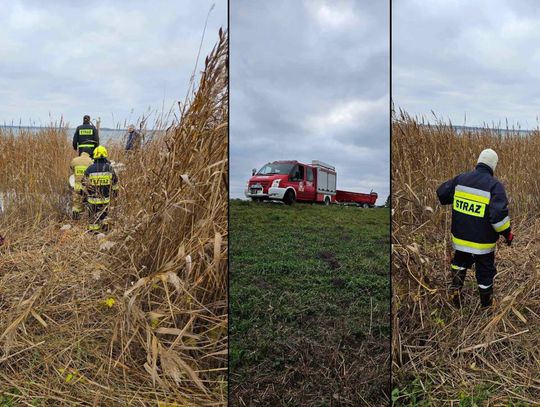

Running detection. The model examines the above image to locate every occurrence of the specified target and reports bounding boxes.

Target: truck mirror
[252,168,257,176]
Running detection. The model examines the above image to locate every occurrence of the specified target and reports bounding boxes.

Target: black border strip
[389,0,394,403]
[227,0,231,404]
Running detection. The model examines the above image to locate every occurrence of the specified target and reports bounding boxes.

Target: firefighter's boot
[71,190,84,220]
[449,289,464,308]
[449,267,466,308]
[478,286,493,308]
[101,220,110,233]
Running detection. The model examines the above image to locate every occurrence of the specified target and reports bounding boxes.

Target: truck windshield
[257,163,294,175]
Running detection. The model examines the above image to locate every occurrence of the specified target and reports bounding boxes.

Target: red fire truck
[245,160,378,207]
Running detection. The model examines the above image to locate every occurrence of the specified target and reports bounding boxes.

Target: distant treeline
[453,125,536,135]
[417,123,537,136]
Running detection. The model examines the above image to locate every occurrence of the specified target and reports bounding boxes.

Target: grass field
[230,200,390,406]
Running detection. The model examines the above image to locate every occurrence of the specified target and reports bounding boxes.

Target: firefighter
[436,148,513,308]
[73,115,99,157]
[83,146,118,233]
[69,151,94,220]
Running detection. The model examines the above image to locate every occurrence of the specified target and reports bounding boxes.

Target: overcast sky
[394,0,540,129]
[230,0,389,202]
[0,0,226,129]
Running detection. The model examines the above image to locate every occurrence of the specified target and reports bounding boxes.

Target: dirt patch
[253,276,271,290]
[296,309,317,327]
[331,277,346,288]
[318,250,340,269]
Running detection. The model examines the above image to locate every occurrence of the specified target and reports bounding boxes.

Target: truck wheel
[324,196,331,206]
[362,203,369,208]
[283,190,296,205]
[251,197,261,202]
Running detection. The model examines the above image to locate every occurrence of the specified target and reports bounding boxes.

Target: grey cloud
[231,0,389,203]
[394,0,540,129]
[0,0,227,128]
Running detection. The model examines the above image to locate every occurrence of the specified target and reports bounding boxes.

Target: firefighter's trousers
[78,146,96,158]
[88,203,110,232]
[451,250,496,290]
[72,190,84,215]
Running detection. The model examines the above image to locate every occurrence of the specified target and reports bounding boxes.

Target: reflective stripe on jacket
[73,124,99,151]
[436,163,511,255]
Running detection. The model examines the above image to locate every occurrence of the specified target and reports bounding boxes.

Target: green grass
[229,200,390,405]
[391,376,532,407]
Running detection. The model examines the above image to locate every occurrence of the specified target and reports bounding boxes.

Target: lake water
[449,125,536,136]
[0,126,127,143]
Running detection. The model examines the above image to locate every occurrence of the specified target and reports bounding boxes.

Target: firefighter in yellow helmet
[83,146,119,232]
[69,151,93,219]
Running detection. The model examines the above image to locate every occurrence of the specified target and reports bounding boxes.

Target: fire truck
[245,160,378,207]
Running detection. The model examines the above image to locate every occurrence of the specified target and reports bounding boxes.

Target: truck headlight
[271,179,281,187]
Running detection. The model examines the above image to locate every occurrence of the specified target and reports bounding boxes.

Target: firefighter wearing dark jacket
[73,115,99,157]
[83,146,118,232]
[436,148,513,308]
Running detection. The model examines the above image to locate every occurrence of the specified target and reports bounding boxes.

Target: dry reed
[392,110,540,404]
[0,29,228,406]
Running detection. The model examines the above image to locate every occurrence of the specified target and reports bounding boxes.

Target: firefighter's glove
[502,229,513,246]
[505,232,513,246]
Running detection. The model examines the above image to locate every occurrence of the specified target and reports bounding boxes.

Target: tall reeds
[0,29,228,406]
[0,125,72,221]
[392,110,540,404]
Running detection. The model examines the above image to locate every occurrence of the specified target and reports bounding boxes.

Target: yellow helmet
[93,145,108,159]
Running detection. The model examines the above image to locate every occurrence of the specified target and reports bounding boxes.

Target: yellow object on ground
[101,297,115,308]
